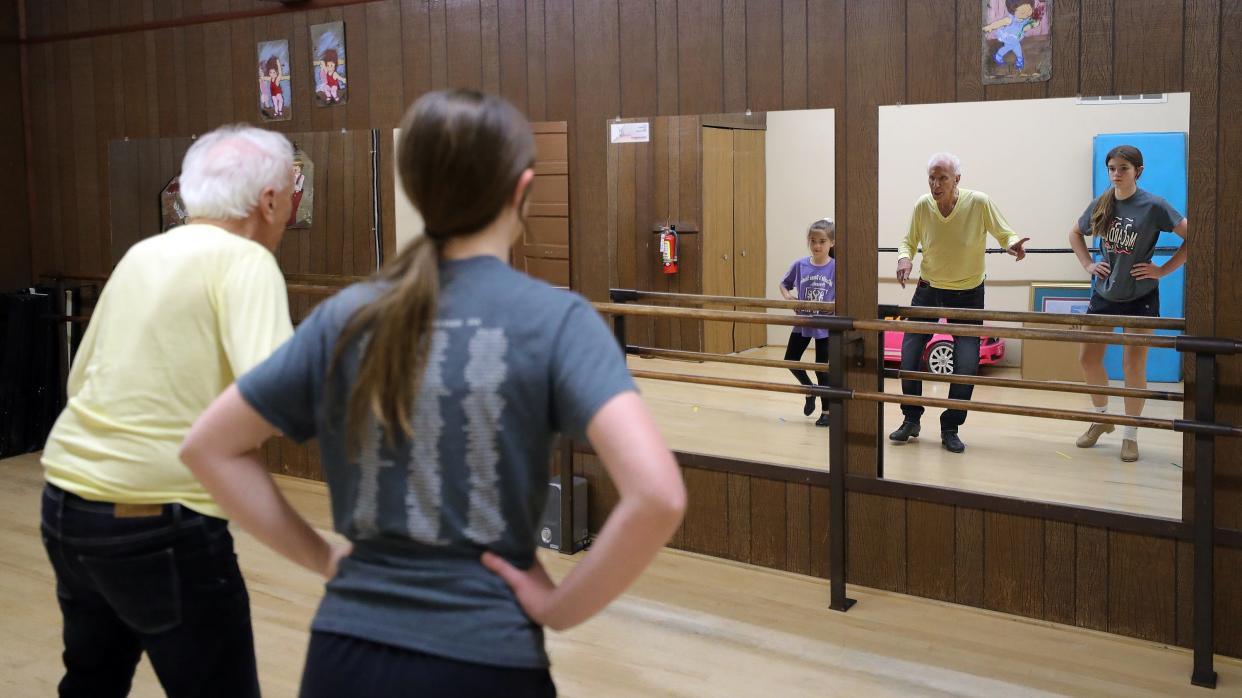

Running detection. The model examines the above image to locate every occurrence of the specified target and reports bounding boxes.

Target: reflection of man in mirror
[890,152,1029,454]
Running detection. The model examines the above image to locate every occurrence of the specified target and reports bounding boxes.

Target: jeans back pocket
[78,548,182,634]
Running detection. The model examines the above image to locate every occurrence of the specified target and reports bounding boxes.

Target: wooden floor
[630,348,1184,519]
[3,453,1237,697]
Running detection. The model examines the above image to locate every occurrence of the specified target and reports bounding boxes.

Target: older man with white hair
[889,152,1029,453]
[39,124,298,697]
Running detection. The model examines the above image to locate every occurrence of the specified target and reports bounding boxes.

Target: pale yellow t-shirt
[896,188,1021,290]
[42,224,293,518]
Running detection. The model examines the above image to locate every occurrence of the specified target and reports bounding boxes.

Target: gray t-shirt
[237,256,634,669]
[1076,188,1183,302]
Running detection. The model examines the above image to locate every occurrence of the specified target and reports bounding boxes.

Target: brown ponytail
[331,90,536,453]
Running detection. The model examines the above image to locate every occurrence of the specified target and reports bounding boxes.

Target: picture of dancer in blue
[983,0,1044,71]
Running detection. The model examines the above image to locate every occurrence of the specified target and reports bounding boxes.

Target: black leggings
[784,330,829,411]
[299,631,556,698]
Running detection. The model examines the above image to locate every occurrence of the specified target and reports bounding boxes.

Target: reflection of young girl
[1068,145,1188,463]
[261,57,288,117]
[983,0,1044,71]
[778,219,836,427]
[316,49,347,104]
[287,162,305,227]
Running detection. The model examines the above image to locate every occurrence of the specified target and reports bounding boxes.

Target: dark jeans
[40,483,260,698]
[784,330,829,411]
[299,631,557,698]
[899,280,985,431]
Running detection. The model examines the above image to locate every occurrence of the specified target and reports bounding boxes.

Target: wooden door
[731,129,766,352]
[701,127,735,354]
[513,121,570,286]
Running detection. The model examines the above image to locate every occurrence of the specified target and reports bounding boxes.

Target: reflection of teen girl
[1068,145,1188,463]
[778,218,836,427]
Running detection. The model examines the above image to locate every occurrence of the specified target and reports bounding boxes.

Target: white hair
[926,152,962,176]
[179,124,294,220]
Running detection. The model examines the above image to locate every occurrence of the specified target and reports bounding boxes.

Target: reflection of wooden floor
[3,454,1235,697]
[630,347,1183,519]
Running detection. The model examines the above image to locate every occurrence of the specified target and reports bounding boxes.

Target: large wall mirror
[607,109,835,470]
[876,93,1190,519]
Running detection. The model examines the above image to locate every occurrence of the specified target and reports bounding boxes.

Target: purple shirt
[781,256,836,339]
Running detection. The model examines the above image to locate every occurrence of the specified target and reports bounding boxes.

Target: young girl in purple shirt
[778,218,837,427]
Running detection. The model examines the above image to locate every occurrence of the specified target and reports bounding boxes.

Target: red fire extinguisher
[658,225,679,274]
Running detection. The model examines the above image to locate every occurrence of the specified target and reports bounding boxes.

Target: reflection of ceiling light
[1076,94,1168,105]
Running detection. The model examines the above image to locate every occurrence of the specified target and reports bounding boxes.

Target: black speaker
[536,476,588,552]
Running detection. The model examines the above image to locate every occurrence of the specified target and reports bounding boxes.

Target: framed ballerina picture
[310,21,348,107]
[287,147,313,229]
[981,0,1051,84]
[257,39,292,122]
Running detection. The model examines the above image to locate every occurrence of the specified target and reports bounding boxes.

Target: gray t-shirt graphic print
[237,255,634,669]
[1077,188,1183,303]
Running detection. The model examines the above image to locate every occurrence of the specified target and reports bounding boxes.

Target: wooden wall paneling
[842,0,901,477]
[809,484,830,579]
[954,506,984,606]
[286,9,314,133]
[749,476,787,570]
[906,501,954,602]
[721,0,745,113]
[524,0,547,120]
[650,118,674,348]
[953,0,985,103]
[141,2,159,135]
[632,139,656,347]
[1078,0,1113,96]
[304,133,325,276]
[180,0,208,136]
[682,467,730,558]
[1045,0,1081,98]
[1075,525,1109,631]
[105,141,139,269]
[677,117,702,240]
[400,0,432,109]
[336,128,355,279]
[342,4,372,130]
[655,0,679,115]
[727,473,751,563]
[352,129,374,273]
[323,131,345,278]
[229,10,257,126]
[1112,0,1182,94]
[571,0,620,301]
[445,0,482,91]
[701,126,734,353]
[984,513,1044,618]
[1215,1,1242,530]
[781,0,808,110]
[619,0,658,118]
[378,128,397,260]
[806,0,845,110]
[847,492,906,592]
[677,0,724,115]
[152,1,183,136]
[543,1,573,122]
[480,0,501,94]
[25,39,51,275]
[785,482,811,575]
[199,0,233,131]
[1181,0,1221,522]
[1216,547,1242,658]
[497,0,528,113]
[1043,520,1076,626]
[52,24,78,273]
[614,140,638,302]
[744,0,782,113]
[905,0,956,105]
[1176,539,1193,647]
[731,127,765,351]
[366,0,404,128]
[69,38,102,273]
[678,232,702,351]
[574,452,619,535]
[87,6,119,271]
[1108,532,1175,643]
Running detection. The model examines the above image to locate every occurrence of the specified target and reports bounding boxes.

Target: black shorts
[1086,287,1160,317]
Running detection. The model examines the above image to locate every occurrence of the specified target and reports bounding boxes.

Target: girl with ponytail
[181,90,685,696]
[1068,144,1188,463]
